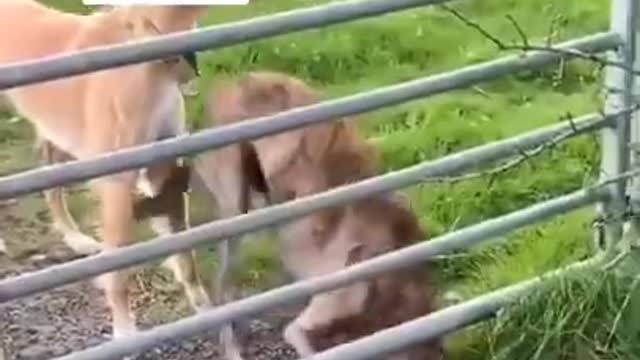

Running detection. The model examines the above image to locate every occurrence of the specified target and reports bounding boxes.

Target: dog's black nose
[182,51,200,76]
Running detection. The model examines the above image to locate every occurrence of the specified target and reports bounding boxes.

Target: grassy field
[4,0,640,359]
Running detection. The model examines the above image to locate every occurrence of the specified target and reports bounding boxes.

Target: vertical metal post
[598,0,637,251]
[629,2,640,212]
[622,0,640,258]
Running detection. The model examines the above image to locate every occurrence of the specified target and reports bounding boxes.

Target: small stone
[28,254,46,262]
[32,325,56,335]
[17,345,51,359]
[0,238,7,255]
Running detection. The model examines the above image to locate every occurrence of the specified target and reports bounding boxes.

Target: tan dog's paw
[62,231,102,256]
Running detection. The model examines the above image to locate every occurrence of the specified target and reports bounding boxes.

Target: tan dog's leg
[92,175,137,339]
[39,139,102,255]
[194,147,250,360]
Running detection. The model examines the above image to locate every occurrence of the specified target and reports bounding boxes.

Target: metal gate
[0,0,638,359]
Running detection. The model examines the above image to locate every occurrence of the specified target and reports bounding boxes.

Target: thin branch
[505,14,529,49]
[421,105,640,185]
[544,14,561,47]
[441,5,640,76]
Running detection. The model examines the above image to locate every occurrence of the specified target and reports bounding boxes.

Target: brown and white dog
[0,1,210,340]
[196,72,444,359]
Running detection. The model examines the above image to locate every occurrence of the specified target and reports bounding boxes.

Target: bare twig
[421,105,640,185]
[505,14,530,49]
[544,14,562,47]
[441,5,640,76]
[421,5,640,188]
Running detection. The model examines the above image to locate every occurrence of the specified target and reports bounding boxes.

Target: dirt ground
[0,194,301,360]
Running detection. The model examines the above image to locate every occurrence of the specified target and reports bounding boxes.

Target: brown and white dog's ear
[245,73,337,165]
[206,81,248,123]
[300,121,342,164]
[389,199,426,245]
[238,72,320,179]
[345,242,365,267]
[240,73,290,110]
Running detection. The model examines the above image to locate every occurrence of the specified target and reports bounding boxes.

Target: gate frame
[0,0,637,359]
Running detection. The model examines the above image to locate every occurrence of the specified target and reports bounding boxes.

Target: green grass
[5,0,640,359]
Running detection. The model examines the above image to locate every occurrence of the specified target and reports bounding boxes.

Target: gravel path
[0,200,301,360]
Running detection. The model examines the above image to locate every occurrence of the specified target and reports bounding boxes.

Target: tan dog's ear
[176,6,209,24]
[124,16,188,72]
[123,13,161,38]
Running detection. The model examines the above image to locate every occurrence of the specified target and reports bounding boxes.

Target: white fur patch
[52,220,102,255]
[62,230,102,255]
[161,256,182,279]
[150,216,172,236]
[112,322,137,339]
[136,170,160,198]
[221,326,245,360]
[161,255,212,311]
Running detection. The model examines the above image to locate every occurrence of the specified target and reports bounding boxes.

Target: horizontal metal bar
[0,0,450,90]
[53,188,605,360]
[309,256,604,360]
[0,110,614,303]
[0,32,620,200]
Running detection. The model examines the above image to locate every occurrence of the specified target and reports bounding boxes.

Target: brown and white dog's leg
[92,174,138,339]
[194,148,250,360]
[216,238,245,360]
[283,319,316,357]
[283,279,368,358]
[39,139,102,255]
[282,292,338,358]
[140,162,211,312]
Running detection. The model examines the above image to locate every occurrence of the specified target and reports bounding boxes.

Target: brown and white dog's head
[205,71,373,201]
[302,195,442,359]
[208,71,319,122]
[311,195,428,314]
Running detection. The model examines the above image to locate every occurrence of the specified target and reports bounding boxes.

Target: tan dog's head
[108,5,206,83]
[118,5,207,34]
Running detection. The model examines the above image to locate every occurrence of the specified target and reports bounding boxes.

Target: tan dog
[31,4,201,258]
[0,1,210,339]
[196,72,443,359]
